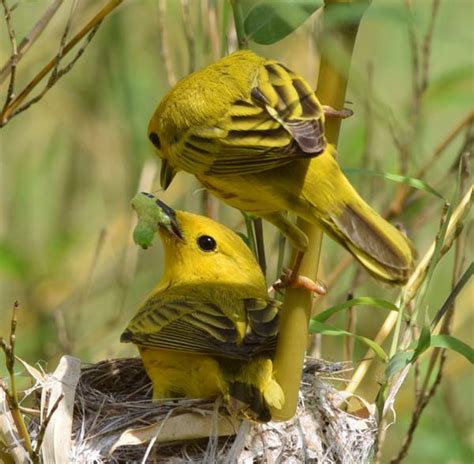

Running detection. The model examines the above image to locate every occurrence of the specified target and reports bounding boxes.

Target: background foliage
[0,0,472,462]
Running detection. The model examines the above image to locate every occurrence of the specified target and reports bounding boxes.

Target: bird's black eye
[149,132,161,149]
[197,235,217,252]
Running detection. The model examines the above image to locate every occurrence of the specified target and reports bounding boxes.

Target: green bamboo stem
[270,0,371,421]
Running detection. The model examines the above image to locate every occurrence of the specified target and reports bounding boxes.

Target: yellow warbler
[121,193,283,422]
[148,50,415,285]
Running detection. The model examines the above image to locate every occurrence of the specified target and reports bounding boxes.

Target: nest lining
[27,357,377,463]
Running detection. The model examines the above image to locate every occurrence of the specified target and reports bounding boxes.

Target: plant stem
[242,212,257,257]
[230,0,247,49]
[0,0,123,125]
[270,0,370,421]
[0,302,34,456]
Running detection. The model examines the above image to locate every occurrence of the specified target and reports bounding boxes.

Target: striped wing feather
[179,61,326,175]
[123,296,280,360]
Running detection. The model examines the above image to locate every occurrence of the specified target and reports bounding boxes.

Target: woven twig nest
[5,356,377,463]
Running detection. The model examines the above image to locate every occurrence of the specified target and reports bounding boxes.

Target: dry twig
[157,0,177,87]
[180,0,196,74]
[32,390,64,464]
[0,0,123,127]
[0,302,33,457]
[0,0,64,84]
[1,0,18,115]
[389,150,471,464]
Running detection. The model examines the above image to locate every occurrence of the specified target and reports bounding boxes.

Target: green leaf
[313,297,398,323]
[244,0,322,45]
[343,168,445,200]
[386,351,412,379]
[431,335,474,364]
[309,320,387,361]
[410,325,431,362]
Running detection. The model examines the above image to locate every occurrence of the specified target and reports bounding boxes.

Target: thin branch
[157,0,177,87]
[180,0,195,74]
[387,110,474,219]
[203,0,220,61]
[392,0,441,174]
[31,390,64,463]
[242,213,257,257]
[389,352,446,464]
[0,0,123,126]
[201,190,219,220]
[419,152,471,393]
[344,186,472,397]
[50,0,78,84]
[1,0,18,115]
[420,0,441,95]
[230,0,247,49]
[0,0,64,85]
[253,218,266,276]
[0,302,33,457]
[8,23,101,121]
[404,0,420,103]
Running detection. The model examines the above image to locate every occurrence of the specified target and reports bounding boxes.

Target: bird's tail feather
[226,357,284,423]
[322,196,415,285]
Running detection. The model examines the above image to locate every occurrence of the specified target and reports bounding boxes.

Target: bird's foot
[273,266,328,295]
[322,105,353,119]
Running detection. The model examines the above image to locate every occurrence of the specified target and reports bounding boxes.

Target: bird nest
[7,356,377,463]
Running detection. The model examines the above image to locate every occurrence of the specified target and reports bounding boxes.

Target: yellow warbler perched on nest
[148,50,415,285]
[121,193,283,422]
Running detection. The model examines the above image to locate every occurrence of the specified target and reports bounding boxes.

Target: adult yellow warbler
[148,50,415,285]
[121,193,283,422]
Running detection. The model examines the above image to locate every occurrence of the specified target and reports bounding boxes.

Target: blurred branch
[404,0,420,117]
[390,152,472,463]
[108,159,158,327]
[388,110,474,218]
[0,302,34,458]
[391,0,441,174]
[158,0,177,87]
[71,228,107,351]
[254,218,266,276]
[345,185,472,398]
[201,190,219,220]
[202,0,220,61]
[419,0,441,109]
[0,0,64,85]
[180,0,195,74]
[325,112,473,299]
[0,0,123,127]
[1,0,18,116]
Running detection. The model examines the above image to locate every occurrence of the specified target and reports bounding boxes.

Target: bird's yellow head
[147,50,266,189]
[134,193,266,295]
[162,211,266,294]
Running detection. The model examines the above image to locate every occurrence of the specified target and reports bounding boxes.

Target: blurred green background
[0,1,472,462]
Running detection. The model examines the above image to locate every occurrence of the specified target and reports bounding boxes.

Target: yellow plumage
[122,195,283,422]
[148,50,415,285]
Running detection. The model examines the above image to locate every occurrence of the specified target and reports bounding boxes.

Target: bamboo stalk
[270,0,371,421]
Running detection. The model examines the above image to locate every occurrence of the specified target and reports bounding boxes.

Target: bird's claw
[272,267,328,295]
[322,105,353,119]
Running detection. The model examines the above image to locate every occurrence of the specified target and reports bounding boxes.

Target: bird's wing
[122,296,280,360]
[177,61,326,175]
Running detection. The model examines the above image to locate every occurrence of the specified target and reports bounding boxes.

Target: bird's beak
[160,159,177,190]
[155,198,183,240]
